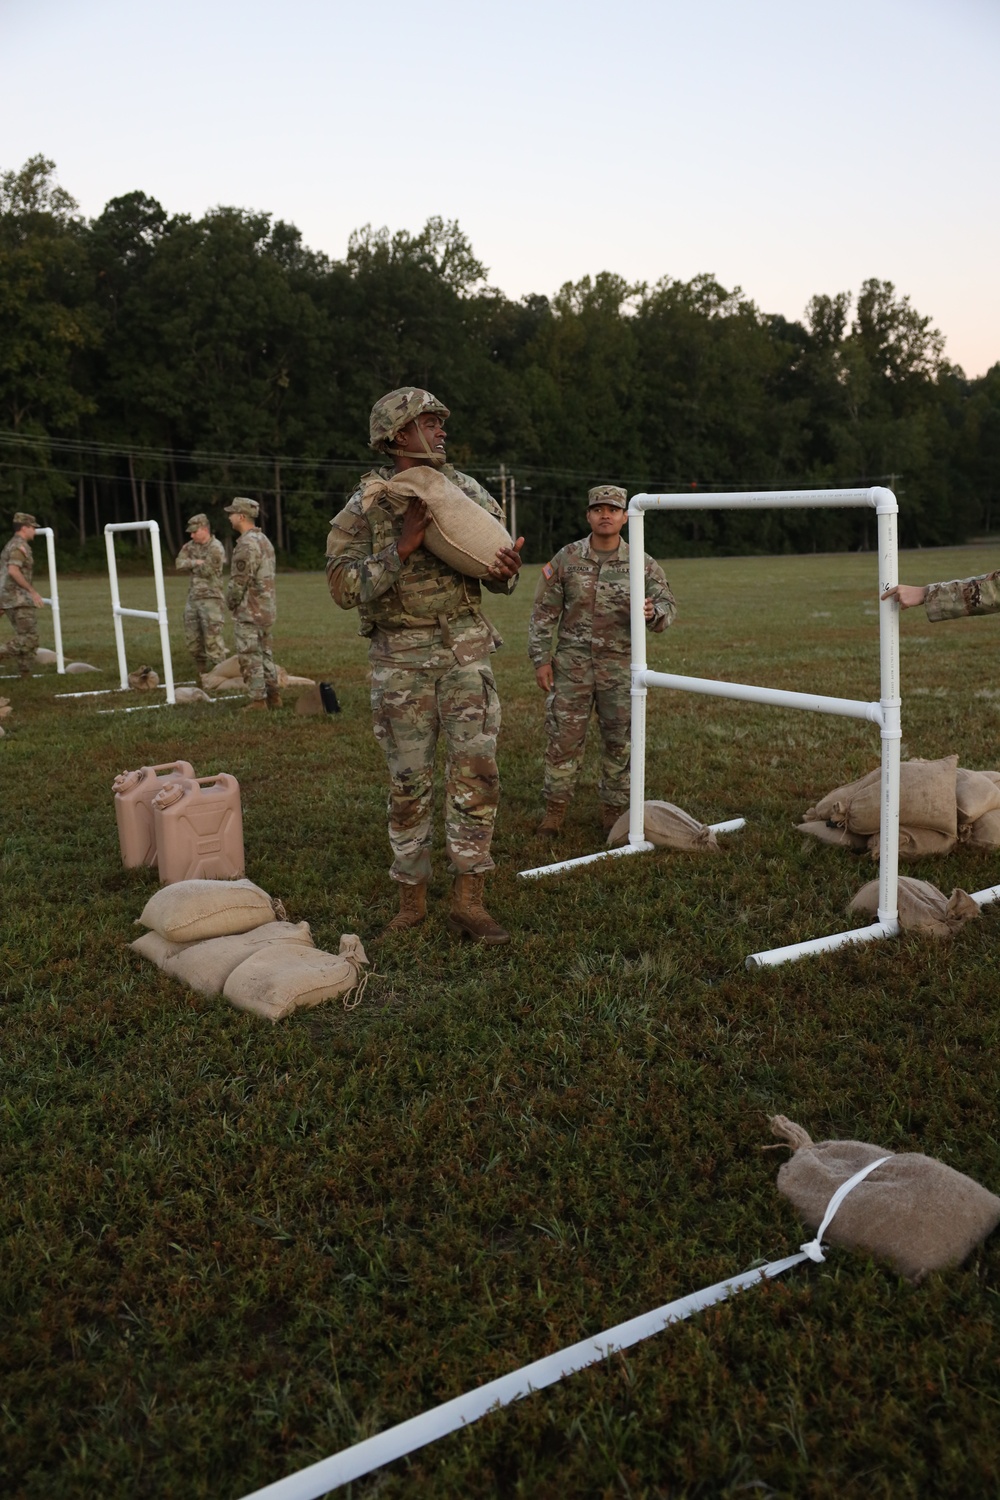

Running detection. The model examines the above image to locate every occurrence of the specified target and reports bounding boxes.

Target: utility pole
[487,462,508,527]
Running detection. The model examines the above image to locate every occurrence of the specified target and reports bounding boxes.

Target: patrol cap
[587,486,627,511]
[13,511,39,528]
[186,512,210,532]
[223,497,259,519]
[369,387,450,451]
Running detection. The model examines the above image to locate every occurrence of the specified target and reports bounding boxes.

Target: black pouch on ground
[319,682,341,713]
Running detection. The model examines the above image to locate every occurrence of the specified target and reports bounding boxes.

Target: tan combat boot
[266,687,283,709]
[448,874,510,944]
[535,799,568,835]
[382,881,427,934]
[602,804,624,833]
[243,698,267,712]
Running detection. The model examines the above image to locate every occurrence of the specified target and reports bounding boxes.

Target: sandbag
[0,696,11,721]
[867,826,958,861]
[224,934,369,1022]
[848,876,979,938]
[956,768,1000,826]
[804,768,881,824]
[137,877,277,943]
[34,647,59,664]
[845,755,958,838]
[162,920,314,995]
[964,807,1000,847]
[606,800,719,852]
[201,656,242,691]
[770,1115,1000,1283]
[65,661,100,674]
[796,820,868,851]
[174,685,211,704]
[359,466,513,580]
[130,930,192,966]
[128,664,160,691]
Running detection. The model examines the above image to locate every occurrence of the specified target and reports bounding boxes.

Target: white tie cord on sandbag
[236,1158,888,1500]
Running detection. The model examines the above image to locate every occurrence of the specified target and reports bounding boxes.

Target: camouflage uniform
[326,463,517,884]
[0,530,39,673]
[529,536,676,808]
[175,529,227,673]
[226,527,277,702]
[925,570,1000,621]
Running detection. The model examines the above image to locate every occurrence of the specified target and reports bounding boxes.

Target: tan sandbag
[294,685,323,715]
[174,685,211,704]
[956,768,1000,825]
[224,934,369,1022]
[34,647,59,664]
[130,930,193,967]
[980,770,1000,788]
[770,1115,1000,1283]
[137,877,277,943]
[128,664,160,691]
[848,876,979,938]
[606,800,719,852]
[359,466,513,580]
[868,826,958,861]
[796,820,868,851]
[283,674,316,688]
[162,920,314,995]
[201,656,242,691]
[804,768,881,824]
[963,807,1000,847]
[65,660,100,674]
[846,755,958,837]
[0,696,11,720]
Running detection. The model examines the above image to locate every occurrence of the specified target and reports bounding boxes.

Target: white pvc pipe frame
[520,486,904,970]
[104,520,176,705]
[35,527,65,672]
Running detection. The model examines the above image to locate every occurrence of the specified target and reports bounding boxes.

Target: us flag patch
[542,562,554,580]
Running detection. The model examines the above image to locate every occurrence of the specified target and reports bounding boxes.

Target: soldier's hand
[643,597,655,621]
[881,583,927,609]
[535,663,554,693]
[32,591,45,608]
[397,498,429,561]
[487,536,525,580]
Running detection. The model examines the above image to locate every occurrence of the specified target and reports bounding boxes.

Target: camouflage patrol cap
[13,511,39,528]
[369,387,450,451]
[186,512,210,532]
[587,486,627,511]
[223,497,259,519]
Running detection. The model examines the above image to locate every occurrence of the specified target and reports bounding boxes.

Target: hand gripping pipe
[104,521,176,705]
[34,527,64,672]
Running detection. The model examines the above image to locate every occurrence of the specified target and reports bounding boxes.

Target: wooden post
[274,458,283,552]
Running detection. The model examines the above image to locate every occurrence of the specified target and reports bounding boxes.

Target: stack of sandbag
[131,877,369,1019]
[606,800,720,852]
[201,656,315,694]
[798,754,1000,858]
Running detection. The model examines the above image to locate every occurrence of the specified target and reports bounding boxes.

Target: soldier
[224,497,279,711]
[529,485,676,835]
[883,570,1000,621]
[175,512,227,676]
[0,512,46,677]
[326,387,524,942]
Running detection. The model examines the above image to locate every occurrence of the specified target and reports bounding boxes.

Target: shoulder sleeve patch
[542,562,554,580]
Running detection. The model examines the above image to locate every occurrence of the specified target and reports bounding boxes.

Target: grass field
[2,544,1000,1499]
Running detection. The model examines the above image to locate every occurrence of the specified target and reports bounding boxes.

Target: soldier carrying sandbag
[0,512,47,677]
[325,387,524,943]
[225,498,280,711]
[175,512,227,677]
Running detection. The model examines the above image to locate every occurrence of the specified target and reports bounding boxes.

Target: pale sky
[3,0,998,375]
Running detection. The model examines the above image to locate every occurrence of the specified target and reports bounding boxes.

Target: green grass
[2,546,1000,1499]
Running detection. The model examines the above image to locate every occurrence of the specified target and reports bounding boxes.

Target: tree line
[2,154,997,565]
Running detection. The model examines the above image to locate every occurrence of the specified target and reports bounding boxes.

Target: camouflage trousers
[0,606,39,671]
[232,617,277,702]
[543,658,631,807]
[184,597,227,673]
[371,655,501,883]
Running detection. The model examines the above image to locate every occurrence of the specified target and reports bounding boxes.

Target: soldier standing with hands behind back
[529,485,676,835]
[326,387,524,943]
[0,512,46,677]
[225,497,280,711]
[175,512,227,677]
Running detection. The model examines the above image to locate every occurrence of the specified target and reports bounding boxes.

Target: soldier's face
[398,412,447,458]
[190,525,211,543]
[587,505,627,542]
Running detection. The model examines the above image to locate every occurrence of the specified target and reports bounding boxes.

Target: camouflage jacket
[326,464,518,664]
[0,535,34,609]
[175,537,226,602]
[925,569,1000,623]
[528,537,676,665]
[226,528,276,626]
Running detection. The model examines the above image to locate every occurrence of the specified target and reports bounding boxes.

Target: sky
[3,0,998,375]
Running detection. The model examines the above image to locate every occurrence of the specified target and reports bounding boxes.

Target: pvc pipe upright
[35,527,64,672]
[104,520,175,705]
[628,505,648,847]
[875,491,901,934]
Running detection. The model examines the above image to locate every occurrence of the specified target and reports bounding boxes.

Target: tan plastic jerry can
[112,761,196,868]
[151,774,245,885]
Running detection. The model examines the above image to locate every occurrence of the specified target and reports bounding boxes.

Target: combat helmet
[369,387,450,465]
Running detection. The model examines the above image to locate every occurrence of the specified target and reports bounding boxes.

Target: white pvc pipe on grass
[104,520,175,704]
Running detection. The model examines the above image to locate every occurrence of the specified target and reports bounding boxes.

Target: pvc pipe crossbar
[35,528,64,672]
[104,521,175,705]
[518,818,746,881]
[519,486,902,970]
